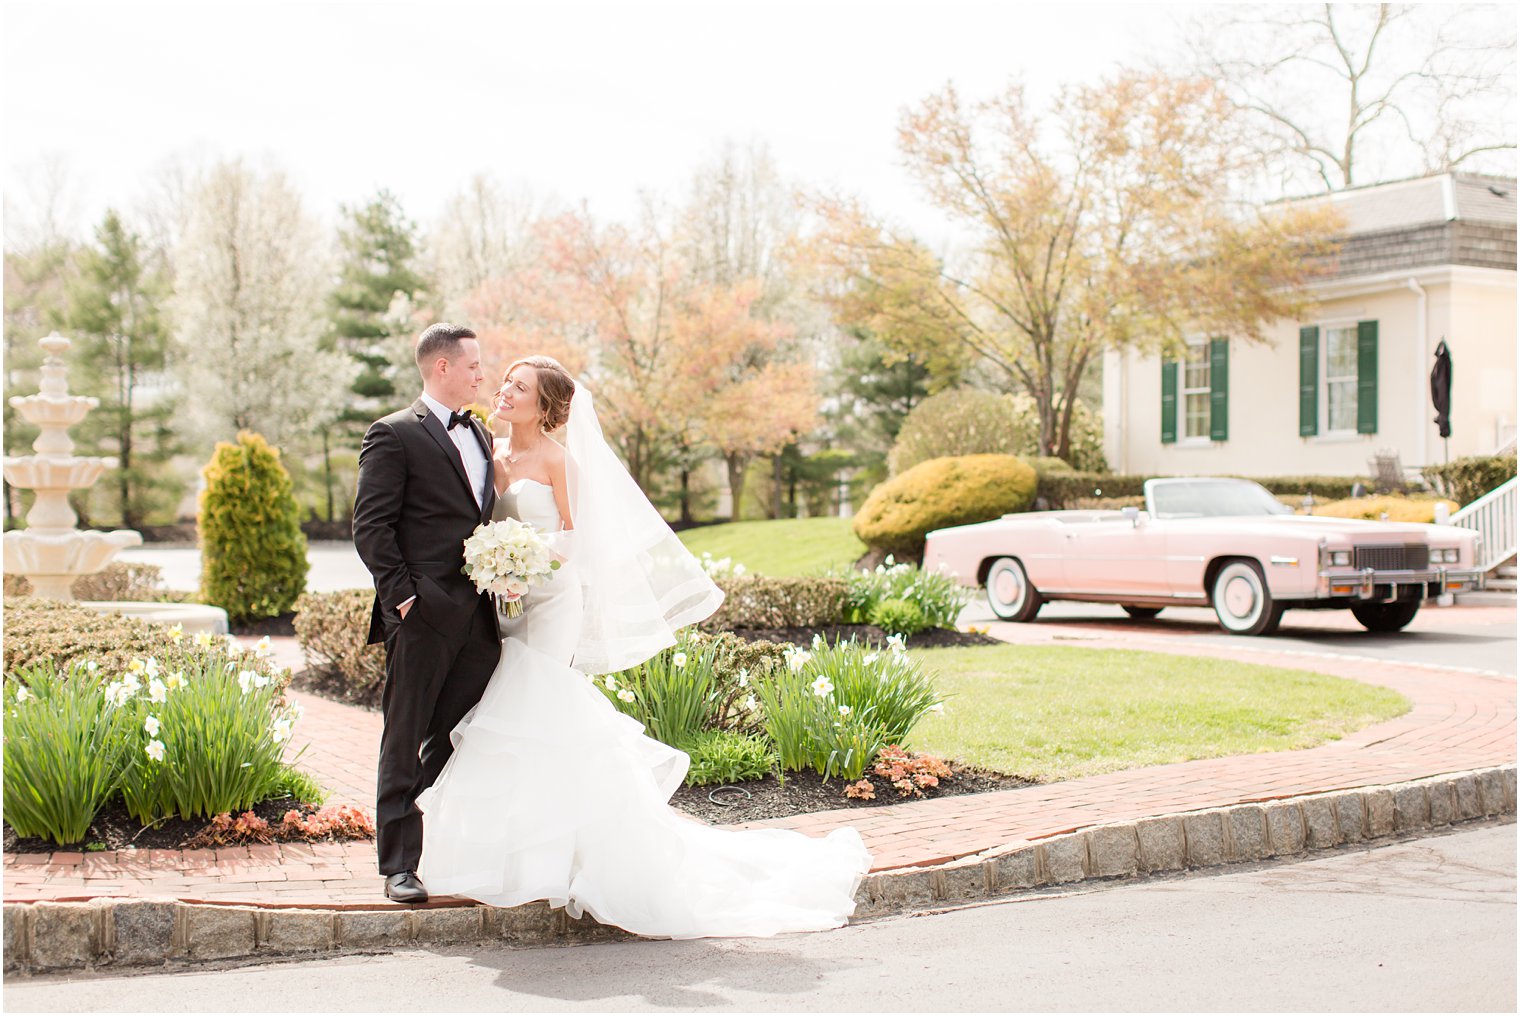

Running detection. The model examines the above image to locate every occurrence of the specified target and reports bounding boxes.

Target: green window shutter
[1209,337,1229,442]
[1298,325,1319,437]
[1161,360,1178,444]
[1357,320,1378,434]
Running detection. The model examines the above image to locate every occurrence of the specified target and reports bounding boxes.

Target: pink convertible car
[923,477,1485,636]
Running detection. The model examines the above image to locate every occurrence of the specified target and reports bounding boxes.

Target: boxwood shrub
[854,454,1037,560]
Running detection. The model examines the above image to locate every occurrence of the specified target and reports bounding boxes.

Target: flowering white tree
[171,161,354,450]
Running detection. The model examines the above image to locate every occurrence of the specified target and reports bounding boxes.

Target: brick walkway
[5,613,1514,908]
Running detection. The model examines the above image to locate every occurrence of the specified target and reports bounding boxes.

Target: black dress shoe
[384,871,429,903]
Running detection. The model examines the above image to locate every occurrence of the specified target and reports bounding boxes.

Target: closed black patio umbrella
[1431,339,1452,461]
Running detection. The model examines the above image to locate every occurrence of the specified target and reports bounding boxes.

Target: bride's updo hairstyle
[506,355,576,432]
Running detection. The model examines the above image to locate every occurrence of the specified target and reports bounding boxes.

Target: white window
[1181,340,1211,439]
[1324,325,1359,433]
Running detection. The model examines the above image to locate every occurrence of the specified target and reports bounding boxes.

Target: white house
[1103,172,1517,479]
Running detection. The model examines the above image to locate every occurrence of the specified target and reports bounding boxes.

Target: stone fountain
[4,332,227,632]
[4,331,143,598]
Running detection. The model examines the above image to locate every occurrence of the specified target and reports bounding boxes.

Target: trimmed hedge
[699,576,849,631]
[4,598,172,676]
[292,589,386,695]
[854,454,1038,560]
[2,561,165,601]
[1422,454,1517,507]
[1037,473,1370,509]
[2,597,288,689]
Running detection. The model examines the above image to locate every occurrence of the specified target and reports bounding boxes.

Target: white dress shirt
[419,390,490,509]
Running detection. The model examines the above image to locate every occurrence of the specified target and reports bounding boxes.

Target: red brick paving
[4,609,1514,908]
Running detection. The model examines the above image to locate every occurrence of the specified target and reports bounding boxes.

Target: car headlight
[1433,547,1459,564]
[1329,550,1352,567]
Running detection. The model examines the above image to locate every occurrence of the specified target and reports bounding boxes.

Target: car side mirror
[1122,506,1141,528]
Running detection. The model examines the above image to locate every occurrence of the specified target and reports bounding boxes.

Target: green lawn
[905,644,1409,782]
[677,517,867,576]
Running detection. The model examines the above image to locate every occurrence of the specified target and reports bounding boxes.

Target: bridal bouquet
[461,518,561,619]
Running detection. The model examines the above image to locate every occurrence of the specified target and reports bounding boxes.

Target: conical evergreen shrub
[198,431,308,622]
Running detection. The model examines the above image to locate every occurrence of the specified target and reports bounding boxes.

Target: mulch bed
[669,765,1030,825]
[727,624,1002,649]
[230,611,297,638]
[291,666,383,712]
[2,795,331,855]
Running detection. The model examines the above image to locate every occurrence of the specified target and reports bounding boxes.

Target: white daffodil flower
[617,688,636,703]
[737,668,749,688]
[270,718,292,743]
[603,674,619,691]
[672,651,688,670]
[167,623,185,644]
[147,678,167,704]
[810,676,834,698]
[811,633,825,651]
[15,686,31,703]
[144,715,160,737]
[838,704,852,717]
[237,671,254,695]
[84,660,100,673]
[194,632,215,649]
[863,652,880,666]
[166,672,186,691]
[743,695,757,711]
[145,739,166,763]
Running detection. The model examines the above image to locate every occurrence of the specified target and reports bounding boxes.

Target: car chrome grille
[1353,544,1429,572]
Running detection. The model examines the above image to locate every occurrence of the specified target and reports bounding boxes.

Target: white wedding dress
[416,478,872,938]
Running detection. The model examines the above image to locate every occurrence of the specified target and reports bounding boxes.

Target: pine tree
[64,210,180,528]
[322,191,427,521]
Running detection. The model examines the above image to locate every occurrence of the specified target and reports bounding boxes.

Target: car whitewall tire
[986,556,1042,623]
[1211,560,1284,636]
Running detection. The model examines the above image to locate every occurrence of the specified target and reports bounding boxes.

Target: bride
[415,355,871,938]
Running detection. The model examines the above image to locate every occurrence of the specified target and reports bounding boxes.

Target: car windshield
[1147,480,1294,520]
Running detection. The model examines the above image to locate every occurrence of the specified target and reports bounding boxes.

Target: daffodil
[144,715,160,737]
[147,678,167,704]
[270,718,292,743]
[838,704,852,717]
[810,676,834,698]
[15,686,31,703]
[603,674,619,691]
[166,672,186,691]
[743,694,757,711]
[617,688,636,703]
[167,623,185,644]
[194,632,215,649]
[671,651,688,670]
[145,739,166,763]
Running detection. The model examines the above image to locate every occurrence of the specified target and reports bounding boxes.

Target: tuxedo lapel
[471,419,497,524]
[412,400,476,506]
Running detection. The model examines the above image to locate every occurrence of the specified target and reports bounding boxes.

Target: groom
[353,323,500,903]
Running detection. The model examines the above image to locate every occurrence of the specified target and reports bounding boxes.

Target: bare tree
[426,174,551,320]
[1185,3,1516,192]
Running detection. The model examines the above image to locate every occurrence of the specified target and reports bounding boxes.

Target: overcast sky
[2,0,1174,245]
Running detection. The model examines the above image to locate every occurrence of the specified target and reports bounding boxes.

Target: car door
[1058,515,1170,597]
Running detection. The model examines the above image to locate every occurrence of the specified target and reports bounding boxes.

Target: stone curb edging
[4,765,1514,976]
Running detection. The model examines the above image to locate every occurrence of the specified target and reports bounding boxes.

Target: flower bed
[2,607,366,849]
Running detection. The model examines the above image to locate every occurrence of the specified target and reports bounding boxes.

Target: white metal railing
[1445,476,1518,574]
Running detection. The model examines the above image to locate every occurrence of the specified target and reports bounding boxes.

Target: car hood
[1151,514,1464,543]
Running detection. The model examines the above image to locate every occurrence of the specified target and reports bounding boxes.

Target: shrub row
[1422,454,1517,507]
[1313,495,1458,524]
[1035,473,1372,509]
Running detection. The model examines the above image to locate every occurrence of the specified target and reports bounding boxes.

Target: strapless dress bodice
[495,478,562,532]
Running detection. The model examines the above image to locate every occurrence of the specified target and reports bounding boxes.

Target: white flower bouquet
[461,518,561,618]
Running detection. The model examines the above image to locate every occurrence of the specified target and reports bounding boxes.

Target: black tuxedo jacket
[353,399,497,645]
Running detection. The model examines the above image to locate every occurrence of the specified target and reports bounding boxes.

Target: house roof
[1292,172,1517,277]
[1311,172,1516,233]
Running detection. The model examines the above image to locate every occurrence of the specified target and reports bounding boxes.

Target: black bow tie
[446,409,473,431]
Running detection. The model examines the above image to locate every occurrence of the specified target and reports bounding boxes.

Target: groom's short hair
[414,323,478,374]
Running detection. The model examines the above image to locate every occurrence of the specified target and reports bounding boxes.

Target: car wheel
[1122,606,1163,620]
[986,557,1042,622]
[1349,599,1421,632]
[1210,560,1284,636]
